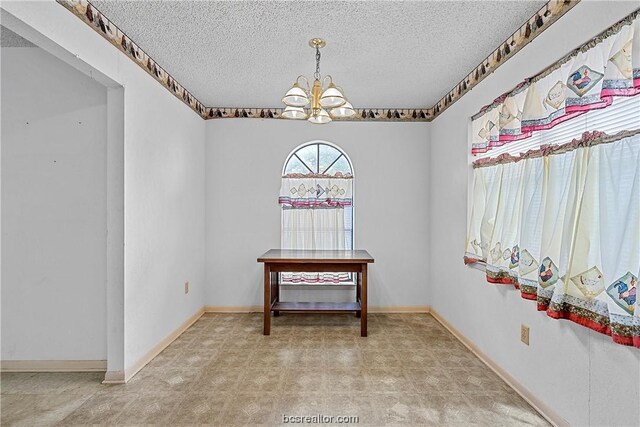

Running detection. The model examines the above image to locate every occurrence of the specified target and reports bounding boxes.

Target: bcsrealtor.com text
[282,414,359,424]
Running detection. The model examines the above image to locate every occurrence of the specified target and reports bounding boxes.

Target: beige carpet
[1,313,549,426]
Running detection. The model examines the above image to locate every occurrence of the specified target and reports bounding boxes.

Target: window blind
[474,95,640,160]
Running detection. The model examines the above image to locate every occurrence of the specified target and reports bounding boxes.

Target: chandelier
[281,38,355,124]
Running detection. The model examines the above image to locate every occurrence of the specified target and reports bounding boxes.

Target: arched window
[279,141,354,283]
[283,142,353,178]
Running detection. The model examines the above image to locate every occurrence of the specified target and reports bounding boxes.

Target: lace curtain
[465,131,640,347]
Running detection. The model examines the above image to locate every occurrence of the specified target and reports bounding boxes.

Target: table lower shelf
[271,301,360,312]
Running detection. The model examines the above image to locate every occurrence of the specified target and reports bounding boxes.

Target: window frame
[282,140,355,177]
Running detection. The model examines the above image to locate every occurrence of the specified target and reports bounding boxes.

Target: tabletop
[257,249,374,263]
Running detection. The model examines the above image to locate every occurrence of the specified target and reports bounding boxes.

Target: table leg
[361,264,368,337]
[356,271,361,318]
[272,272,280,317]
[264,263,271,335]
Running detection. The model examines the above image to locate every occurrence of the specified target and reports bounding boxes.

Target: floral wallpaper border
[203,107,432,121]
[56,0,578,122]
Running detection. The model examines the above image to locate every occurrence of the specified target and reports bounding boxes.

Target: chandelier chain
[314,46,321,81]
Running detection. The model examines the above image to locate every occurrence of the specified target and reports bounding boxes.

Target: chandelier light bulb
[320,83,346,108]
[282,83,309,107]
[330,101,356,118]
[307,108,331,124]
[281,106,308,120]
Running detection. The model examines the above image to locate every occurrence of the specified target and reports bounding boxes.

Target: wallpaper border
[55,0,578,122]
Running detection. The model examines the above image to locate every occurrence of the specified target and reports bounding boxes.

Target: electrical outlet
[184,281,189,294]
[521,324,530,345]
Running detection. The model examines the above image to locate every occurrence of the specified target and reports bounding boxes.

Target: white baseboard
[369,305,431,313]
[102,370,125,384]
[204,305,263,313]
[429,309,569,427]
[123,307,205,382]
[1,360,107,372]
[204,305,431,313]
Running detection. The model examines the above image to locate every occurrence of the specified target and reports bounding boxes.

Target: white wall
[1,47,107,360]
[205,120,430,309]
[121,56,205,372]
[1,1,206,374]
[429,2,640,426]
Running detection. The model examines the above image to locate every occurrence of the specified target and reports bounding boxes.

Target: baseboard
[369,305,431,313]
[1,359,107,372]
[102,370,125,384]
[429,308,569,427]
[123,307,205,382]
[204,305,431,313]
[204,305,263,313]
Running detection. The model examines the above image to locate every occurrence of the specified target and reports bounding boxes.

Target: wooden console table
[257,249,374,337]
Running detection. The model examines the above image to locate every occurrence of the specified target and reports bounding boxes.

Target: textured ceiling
[1,26,36,47]
[91,1,546,108]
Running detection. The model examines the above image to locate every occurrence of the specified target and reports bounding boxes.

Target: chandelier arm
[322,75,333,88]
[296,75,311,92]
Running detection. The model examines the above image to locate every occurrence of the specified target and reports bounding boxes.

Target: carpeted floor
[1,313,549,426]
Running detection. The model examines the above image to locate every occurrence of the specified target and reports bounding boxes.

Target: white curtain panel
[466,132,640,347]
[486,161,525,283]
[281,208,349,283]
[562,138,640,343]
[517,156,545,296]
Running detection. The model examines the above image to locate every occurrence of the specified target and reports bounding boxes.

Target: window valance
[471,11,639,155]
[472,129,640,167]
[279,174,353,208]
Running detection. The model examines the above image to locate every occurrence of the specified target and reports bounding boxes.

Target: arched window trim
[282,140,355,177]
